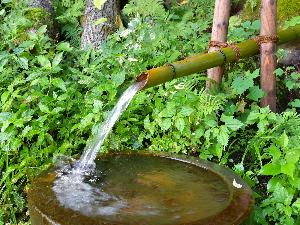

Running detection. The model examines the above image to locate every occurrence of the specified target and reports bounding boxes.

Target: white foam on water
[53,168,127,217]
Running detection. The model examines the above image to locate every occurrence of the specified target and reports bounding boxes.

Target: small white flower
[119,29,132,38]
[128,57,138,62]
[233,179,243,188]
[174,83,185,89]
[132,43,141,50]
[150,32,156,40]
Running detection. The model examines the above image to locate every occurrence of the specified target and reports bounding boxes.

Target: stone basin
[28,151,254,225]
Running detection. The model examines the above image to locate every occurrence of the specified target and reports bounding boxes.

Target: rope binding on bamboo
[209,40,241,61]
[252,35,278,46]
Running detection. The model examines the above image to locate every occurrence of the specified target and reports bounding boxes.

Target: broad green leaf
[257,119,269,132]
[0,112,12,122]
[231,76,253,95]
[144,115,155,135]
[273,183,292,204]
[247,69,260,79]
[52,78,67,92]
[278,132,288,148]
[217,125,229,146]
[37,55,51,68]
[285,80,295,90]
[37,25,47,34]
[1,91,9,103]
[292,198,300,209]
[38,103,50,113]
[93,0,107,9]
[246,111,260,123]
[194,127,204,138]
[213,144,223,159]
[221,115,243,131]
[175,118,185,132]
[281,162,295,178]
[161,118,172,131]
[0,58,8,72]
[0,9,5,16]
[18,57,28,69]
[93,100,103,113]
[268,145,281,160]
[52,52,63,67]
[291,72,300,79]
[95,17,108,25]
[113,72,125,85]
[159,105,176,118]
[180,106,194,116]
[267,177,282,192]
[205,119,217,127]
[169,51,181,61]
[285,148,300,164]
[79,113,94,129]
[290,99,300,108]
[275,68,284,77]
[260,163,281,176]
[57,42,73,52]
[248,86,264,101]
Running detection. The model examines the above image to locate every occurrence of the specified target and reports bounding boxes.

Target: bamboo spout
[137,25,300,89]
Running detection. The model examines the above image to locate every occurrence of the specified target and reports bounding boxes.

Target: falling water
[76,80,146,170]
[51,80,146,218]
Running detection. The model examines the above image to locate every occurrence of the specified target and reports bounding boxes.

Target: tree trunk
[81,0,120,49]
[28,0,58,38]
[29,0,54,14]
[260,0,277,112]
[206,0,231,89]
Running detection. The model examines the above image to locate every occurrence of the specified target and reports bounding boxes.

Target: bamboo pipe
[137,25,300,90]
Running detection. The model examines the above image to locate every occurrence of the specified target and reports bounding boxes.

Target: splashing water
[77,80,146,170]
[51,80,146,218]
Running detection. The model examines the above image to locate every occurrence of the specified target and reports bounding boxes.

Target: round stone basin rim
[28,151,254,225]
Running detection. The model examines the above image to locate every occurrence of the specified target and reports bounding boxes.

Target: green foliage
[241,0,300,25]
[1,0,300,225]
[93,0,107,10]
[123,0,167,20]
[53,0,85,46]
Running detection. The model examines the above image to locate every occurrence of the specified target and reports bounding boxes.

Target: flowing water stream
[51,80,150,219]
[76,80,146,170]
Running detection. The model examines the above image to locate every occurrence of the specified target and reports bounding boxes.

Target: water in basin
[29,154,232,225]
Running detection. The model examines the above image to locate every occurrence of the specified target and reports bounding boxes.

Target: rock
[278,41,300,67]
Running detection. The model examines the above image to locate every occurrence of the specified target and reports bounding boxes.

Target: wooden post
[260,0,277,112]
[206,0,231,89]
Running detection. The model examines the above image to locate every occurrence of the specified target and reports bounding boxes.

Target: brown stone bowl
[28,151,254,225]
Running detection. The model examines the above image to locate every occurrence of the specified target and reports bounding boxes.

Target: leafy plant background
[0,0,299,224]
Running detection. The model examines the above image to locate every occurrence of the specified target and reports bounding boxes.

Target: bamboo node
[165,63,177,79]
[217,50,227,63]
[209,41,241,61]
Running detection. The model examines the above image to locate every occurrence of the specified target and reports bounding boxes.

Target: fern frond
[123,0,166,20]
[196,89,224,118]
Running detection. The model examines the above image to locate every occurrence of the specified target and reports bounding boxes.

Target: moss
[240,0,300,25]
[24,7,54,33]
